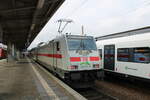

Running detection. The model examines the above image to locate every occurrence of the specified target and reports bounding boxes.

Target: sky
[28,0,150,49]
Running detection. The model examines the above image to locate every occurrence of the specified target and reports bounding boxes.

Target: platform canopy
[0,0,65,50]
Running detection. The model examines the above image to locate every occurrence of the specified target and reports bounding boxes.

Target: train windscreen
[67,38,97,50]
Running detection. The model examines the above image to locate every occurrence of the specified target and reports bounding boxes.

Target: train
[0,47,7,59]
[96,32,150,81]
[30,34,103,88]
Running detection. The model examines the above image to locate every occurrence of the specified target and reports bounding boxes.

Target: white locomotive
[96,32,150,81]
[31,34,103,87]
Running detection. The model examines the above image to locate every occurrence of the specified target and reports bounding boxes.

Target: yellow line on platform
[27,58,60,100]
[33,60,87,100]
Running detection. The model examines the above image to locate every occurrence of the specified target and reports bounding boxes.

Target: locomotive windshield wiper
[76,39,92,53]
[76,39,85,51]
[81,39,92,52]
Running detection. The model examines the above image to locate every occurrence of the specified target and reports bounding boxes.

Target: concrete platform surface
[0,59,84,100]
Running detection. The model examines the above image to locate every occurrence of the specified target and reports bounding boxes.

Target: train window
[56,42,60,51]
[117,47,150,63]
[133,47,150,63]
[117,48,130,62]
[98,49,102,58]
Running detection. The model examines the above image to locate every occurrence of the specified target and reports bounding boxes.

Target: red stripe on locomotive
[70,56,100,62]
[90,57,100,61]
[70,57,81,62]
[38,54,62,58]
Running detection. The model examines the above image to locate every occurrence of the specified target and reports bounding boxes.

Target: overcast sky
[28,0,150,49]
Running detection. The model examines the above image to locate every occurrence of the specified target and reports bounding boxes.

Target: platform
[0,59,86,100]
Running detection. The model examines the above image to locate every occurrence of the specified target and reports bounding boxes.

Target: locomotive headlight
[93,64,99,68]
[68,65,78,69]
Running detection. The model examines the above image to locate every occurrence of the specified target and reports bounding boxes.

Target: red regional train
[0,48,7,59]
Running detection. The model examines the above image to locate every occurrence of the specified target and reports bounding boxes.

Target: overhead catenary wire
[116,0,150,17]
[65,0,90,18]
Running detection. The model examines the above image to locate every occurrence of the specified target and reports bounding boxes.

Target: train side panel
[115,39,150,79]
[36,37,70,78]
[37,45,55,71]
[58,36,70,71]
[97,33,150,80]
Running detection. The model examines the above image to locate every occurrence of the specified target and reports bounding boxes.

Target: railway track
[95,76,150,100]
[76,87,117,100]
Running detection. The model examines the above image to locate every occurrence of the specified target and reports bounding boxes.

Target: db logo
[81,57,88,62]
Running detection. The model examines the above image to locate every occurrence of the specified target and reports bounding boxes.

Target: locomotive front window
[67,38,97,50]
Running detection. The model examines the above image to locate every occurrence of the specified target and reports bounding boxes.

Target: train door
[53,42,60,70]
[53,42,57,70]
[98,49,102,67]
[104,45,115,71]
